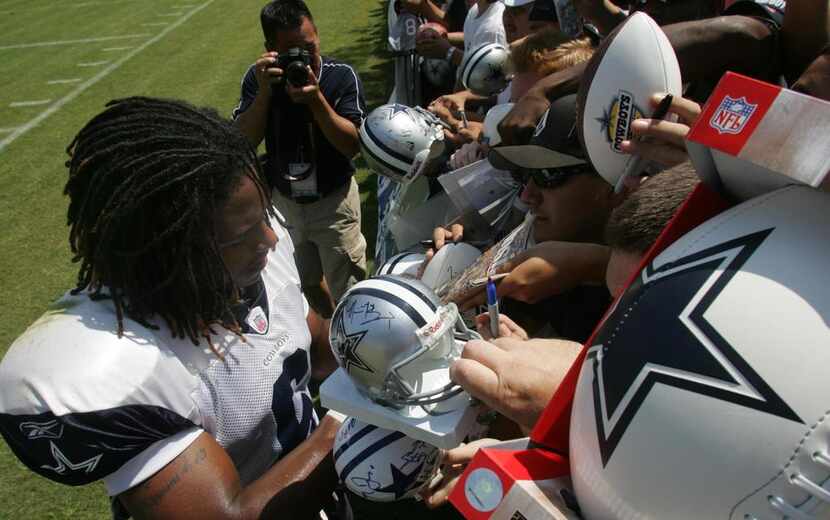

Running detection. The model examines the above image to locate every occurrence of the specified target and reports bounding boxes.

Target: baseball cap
[528,0,558,22]
[501,0,536,6]
[488,94,589,172]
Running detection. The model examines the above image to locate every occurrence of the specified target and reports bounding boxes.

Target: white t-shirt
[463,1,507,55]
[0,212,317,499]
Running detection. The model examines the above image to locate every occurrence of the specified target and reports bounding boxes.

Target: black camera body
[274,47,312,87]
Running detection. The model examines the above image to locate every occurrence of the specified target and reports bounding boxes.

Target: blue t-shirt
[233,56,367,197]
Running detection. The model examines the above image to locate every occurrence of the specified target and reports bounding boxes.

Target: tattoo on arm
[137,447,208,511]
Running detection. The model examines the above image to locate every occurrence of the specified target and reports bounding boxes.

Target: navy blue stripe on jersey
[339,430,406,482]
[0,406,195,486]
[346,288,427,327]
[333,423,378,462]
[375,275,437,312]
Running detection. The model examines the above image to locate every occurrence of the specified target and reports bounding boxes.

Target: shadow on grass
[327,1,392,267]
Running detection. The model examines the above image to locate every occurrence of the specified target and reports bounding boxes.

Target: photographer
[234,0,367,315]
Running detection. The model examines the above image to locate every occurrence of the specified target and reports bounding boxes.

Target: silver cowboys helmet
[460,42,512,96]
[329,275,478,408]
[359,104,449,184]
[422,57,454,87]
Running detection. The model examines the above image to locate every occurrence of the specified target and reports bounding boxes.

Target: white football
[376,251,426,278]
[334,416,440,502]
[569,185,830,519]
[420,242,482,290]
[576,12,682,187]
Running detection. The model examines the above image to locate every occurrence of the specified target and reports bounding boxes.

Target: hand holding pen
[614,93,674,193]
[618,93,703,187]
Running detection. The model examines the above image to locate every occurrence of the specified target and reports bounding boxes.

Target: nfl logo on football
[709,95,758,135]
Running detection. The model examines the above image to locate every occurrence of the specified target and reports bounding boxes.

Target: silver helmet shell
[334,416,440,502]
[359,104,447,184]
[329,276,476,407]
[460,42,511,96]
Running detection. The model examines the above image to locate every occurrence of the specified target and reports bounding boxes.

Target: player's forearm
[781,0,829,81]
[665,15,777,84]
[309,312,337,382]
[235,93,270,148]
[576,0,626,35]
[419,0,446,24]
[235,414,340,519]
[447,31,464,47]
[309,93,361,158]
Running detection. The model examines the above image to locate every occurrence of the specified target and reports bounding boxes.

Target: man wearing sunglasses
[430,95,619,340]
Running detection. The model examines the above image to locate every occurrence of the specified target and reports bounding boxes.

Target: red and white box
[686,71,830,200]
[448,438,578,520]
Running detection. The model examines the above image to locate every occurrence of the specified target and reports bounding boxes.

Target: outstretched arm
[119,414,341,520]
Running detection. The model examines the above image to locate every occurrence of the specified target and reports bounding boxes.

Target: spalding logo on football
[576,12,681,187]
[334,416,440,502]
[569,185,830,519]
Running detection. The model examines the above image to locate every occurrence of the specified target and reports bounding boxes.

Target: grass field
[0,0,388,517]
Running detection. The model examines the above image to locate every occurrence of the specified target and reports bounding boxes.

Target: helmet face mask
[329,276,477,412]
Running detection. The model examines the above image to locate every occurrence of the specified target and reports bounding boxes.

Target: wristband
[445,46,457,62]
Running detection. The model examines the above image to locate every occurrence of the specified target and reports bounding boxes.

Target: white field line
[78,60,111,67]
[102,46,134,52]
[0,128,19,134]
[141,22,168,27]
[0,1,215,154]
[159,13,183,17]
[0,0,139,15]
[0,34,151,51]
[47,78,83,85]
[10,100,52,108]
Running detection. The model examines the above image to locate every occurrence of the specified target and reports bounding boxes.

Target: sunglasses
[510,164,593,189]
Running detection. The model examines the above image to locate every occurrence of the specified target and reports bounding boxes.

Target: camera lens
[286,61,309,87]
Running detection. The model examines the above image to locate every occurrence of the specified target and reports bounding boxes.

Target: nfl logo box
[686,71,830,202]
[448,437,579,520]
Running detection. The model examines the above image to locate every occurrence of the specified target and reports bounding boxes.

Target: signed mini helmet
[329,276,478,408]
[359,104,448,184]
[334,416,440,502]
[460,42,512,96]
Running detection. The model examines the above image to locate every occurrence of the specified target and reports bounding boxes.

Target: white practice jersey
[0,215,316,497]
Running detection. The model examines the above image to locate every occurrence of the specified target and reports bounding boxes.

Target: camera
[274,47,312,87]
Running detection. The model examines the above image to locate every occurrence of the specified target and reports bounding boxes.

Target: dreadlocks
[64,96,275,346]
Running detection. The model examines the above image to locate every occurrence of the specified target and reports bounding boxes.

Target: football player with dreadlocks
[0,97,343,519]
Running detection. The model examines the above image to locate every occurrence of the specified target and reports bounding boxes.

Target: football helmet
[334,416,441,502]
[375,251,426,278]
[422,57,454,87]
[569,185,830,519]
[359,104,449,184]
[460,42,512,96]
[329,275,479,408]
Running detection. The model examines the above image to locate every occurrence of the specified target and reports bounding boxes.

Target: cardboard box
[686,72,830,201]
[449,438,579,520]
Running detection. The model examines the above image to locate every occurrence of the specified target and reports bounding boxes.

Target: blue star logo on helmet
[332,306,374,375]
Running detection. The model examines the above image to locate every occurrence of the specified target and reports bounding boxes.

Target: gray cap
[501,0,536,6]
[488,94,588,171]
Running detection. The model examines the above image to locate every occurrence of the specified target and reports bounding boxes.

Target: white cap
[501,0,535,6]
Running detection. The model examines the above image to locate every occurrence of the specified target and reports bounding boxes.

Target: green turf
[0,0,389,516]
